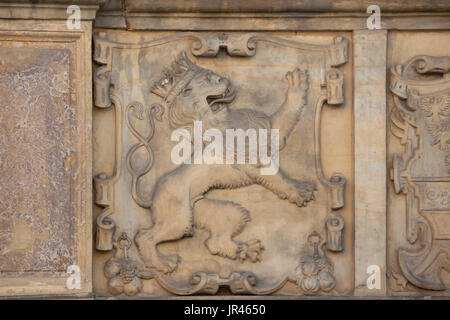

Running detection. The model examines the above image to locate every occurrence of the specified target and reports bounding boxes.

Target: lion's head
[151,51,235,129]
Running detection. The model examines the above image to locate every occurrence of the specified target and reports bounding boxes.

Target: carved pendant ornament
[295,231,336,295]
[93,32,348,296]
[104,233,153,296]
[390,55,450,291]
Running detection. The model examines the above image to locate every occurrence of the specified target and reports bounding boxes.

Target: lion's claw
[153,254,180,274]
[288,182,317,207]
[285,68,309,105]
[237,239,264,263]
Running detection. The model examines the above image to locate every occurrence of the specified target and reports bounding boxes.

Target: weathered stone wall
[0,0,449,298]
[0,1,99,297]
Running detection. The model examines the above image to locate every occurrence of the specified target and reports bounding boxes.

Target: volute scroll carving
[314,69,346,252]
[94,95,123,251]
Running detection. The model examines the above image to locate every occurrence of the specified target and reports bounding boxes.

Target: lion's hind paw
[238,239,264,263]
[153,254,180,274]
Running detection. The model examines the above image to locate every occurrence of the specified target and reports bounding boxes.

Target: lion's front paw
[288,182,317,207]
[237,239,264,263]
[285,68,309,104]
[152,254,180,274]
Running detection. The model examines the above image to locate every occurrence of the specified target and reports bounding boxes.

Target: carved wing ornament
[390,55,450,291]
[92,32,349,296]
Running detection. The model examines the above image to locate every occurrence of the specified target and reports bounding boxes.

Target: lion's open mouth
[206,87,236,112]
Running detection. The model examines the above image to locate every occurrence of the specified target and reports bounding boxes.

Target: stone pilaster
[0,1,103,297]
[353,29,388,296]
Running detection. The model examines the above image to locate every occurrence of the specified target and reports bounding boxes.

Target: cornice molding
[0,1,105,20]
[103,0,450,13]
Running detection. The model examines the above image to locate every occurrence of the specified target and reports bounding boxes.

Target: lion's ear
[182,87,192,97]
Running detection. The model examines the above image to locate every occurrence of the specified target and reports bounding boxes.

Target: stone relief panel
[0,45,76,272]
[0,24,93,296]
[92,31,354,297]
[388,32,450,295]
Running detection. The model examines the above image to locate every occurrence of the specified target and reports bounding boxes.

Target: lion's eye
[182,87,192,97]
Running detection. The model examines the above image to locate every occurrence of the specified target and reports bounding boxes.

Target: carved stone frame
[92,31,349,296]
[0,21,93,297]
[389,55,450,292]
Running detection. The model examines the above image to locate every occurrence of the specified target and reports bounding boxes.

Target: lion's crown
[151,51,204,106]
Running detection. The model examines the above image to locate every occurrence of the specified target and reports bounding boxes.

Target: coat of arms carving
[92,32,351,296]
[389,55,450,292]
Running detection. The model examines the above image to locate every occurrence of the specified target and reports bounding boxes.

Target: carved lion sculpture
[135,52,316,274]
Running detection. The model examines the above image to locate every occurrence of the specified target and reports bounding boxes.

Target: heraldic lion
[135,52,317,274]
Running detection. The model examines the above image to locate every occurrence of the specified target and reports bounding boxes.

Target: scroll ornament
[317,68,346,252]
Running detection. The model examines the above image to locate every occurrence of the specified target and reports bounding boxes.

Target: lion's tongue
[208,90,236,107]
[210,103,222,112]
